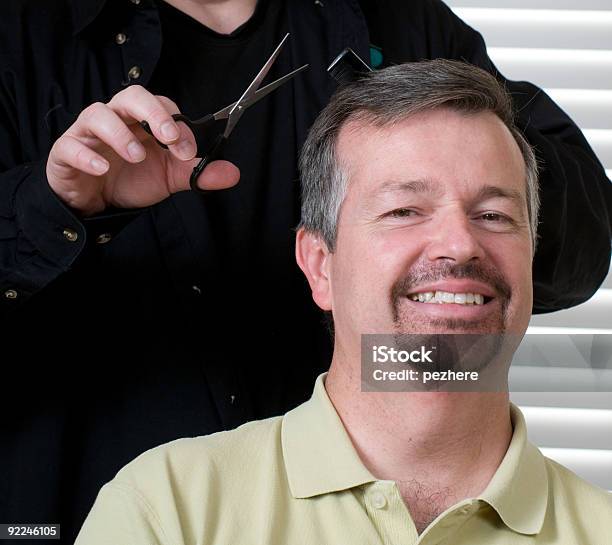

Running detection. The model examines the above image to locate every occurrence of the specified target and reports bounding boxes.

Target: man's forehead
[336,110,528,205]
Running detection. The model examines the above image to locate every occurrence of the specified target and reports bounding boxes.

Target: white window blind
[445,0,612,492]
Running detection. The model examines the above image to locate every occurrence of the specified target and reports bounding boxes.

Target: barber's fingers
[51,133,111,177]
[69,101,147,164]
[103,85,192,161]
[154,95,197,162]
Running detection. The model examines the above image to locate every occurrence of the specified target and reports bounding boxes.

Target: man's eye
[388,208,419,218]
[479,212,508,222]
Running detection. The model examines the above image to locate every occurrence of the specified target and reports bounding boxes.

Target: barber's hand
[46,85,240,216]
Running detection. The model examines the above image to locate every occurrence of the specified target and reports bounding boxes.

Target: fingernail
[177,140,195,158]
[91,158,109,173]
[127,140,146,161]
[161,121,179,141]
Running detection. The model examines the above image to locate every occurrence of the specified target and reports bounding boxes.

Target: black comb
[327,48,372,85]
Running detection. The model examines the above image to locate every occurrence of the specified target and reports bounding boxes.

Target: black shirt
[0,1,610,543]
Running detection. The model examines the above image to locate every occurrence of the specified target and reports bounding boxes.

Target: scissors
[141,33,308,194]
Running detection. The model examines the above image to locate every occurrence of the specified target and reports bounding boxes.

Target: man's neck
[161,0,258,35]
[325,360,513,534]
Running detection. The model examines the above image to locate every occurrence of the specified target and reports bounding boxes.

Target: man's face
[322,108,533,347]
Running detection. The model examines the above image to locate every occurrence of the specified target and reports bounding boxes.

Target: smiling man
[75,60,612,545]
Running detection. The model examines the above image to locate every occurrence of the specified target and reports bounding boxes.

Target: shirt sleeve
[74,482,170,545]
[360,0,612,313]
[0,79,141,315]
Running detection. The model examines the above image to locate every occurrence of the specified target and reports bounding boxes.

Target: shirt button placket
[371,491,387,510]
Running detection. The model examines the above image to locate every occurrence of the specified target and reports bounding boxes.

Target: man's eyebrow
[475,185,524,205]
[369,179,441,199]
[367,180,525,207]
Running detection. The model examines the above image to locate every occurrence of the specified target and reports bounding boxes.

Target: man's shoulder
[544,455,612,515]
[115,415,284,490]
[76,416,287,545]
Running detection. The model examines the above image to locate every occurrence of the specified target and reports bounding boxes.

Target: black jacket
[0,0,610,543]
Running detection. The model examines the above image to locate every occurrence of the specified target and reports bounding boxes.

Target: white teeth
[441,291,455,303]
[408,291,487,305]
[454,293,466,304]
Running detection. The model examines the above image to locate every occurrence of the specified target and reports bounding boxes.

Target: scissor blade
[224,33,290,136]
[212,64,309,121]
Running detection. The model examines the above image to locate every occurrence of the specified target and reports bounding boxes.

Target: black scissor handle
[140,113,226,195]
[189,134,227,194]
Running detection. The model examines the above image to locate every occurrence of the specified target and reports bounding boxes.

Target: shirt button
[128,66,142,80]
[63,228,79,242]
[371,491,387,509]
[4,289,18,300]
[95,233,112,244]
[115,33,127,45]
[460,506,471,515]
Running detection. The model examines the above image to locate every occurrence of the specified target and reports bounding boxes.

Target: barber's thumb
[173,159,241,193]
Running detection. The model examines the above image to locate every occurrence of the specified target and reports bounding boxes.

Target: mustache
[391,261,512,303]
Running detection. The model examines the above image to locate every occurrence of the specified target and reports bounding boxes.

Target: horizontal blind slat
[452,8,612,50]
[488,47,612,89]
[446,0,612,11]
[520,407,612,449]
[544,89,612,130]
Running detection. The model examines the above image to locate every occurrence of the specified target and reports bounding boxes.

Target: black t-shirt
[147,1,329,417]
[148,0,293,277]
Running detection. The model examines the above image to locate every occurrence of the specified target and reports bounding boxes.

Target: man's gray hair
[298,59,540,251]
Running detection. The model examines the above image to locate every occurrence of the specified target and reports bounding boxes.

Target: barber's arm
[359,0,612,313]
[0,83,238,316]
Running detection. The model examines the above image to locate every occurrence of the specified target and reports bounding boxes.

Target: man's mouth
[406,290,494,305]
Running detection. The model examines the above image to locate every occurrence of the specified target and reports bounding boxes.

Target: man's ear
[295,228,333,311]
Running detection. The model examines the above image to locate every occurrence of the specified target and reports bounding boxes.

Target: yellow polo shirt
[76,373,612,545]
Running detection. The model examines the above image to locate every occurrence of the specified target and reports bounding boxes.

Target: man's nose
[425,210,486,264]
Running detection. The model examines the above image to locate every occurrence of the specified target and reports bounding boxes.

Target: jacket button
[128,66,141,80]
[4,289,18,300]
[62,228,79,242]
[96,233,112,244]
[115,33,127,45]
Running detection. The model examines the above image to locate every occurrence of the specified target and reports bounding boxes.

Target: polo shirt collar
[281,373,375,498]
[281,373,549,536]
[478,404,549,535]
